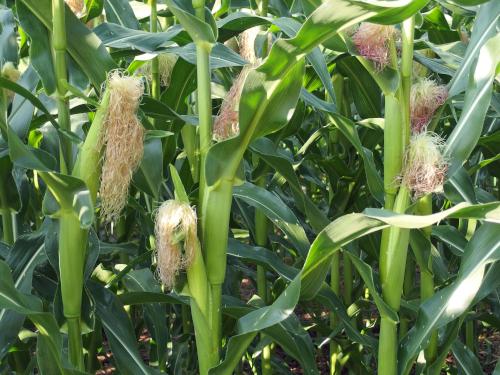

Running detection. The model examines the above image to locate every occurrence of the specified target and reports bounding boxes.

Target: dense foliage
[0,0,499,374]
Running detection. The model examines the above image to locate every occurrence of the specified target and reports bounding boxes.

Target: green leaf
[8,65,39,138]
[133,137,163,199]
[18,0,116,87]
[0,260,66,374]
[452,340,485,375]
[272,17,336,102]
[336,56,382,118]
[0,230,46,360]
[344,251,398,321]
[16,1,56,95]
[206,0,427,188]
[227,238,298,281]
[168,43,247,68]
[223,297,319,374]
[0,7,18,64]
[83,0,104,23]
[94,22,180,52]
[0,157,20,212]
[87,281,161,375]
[169,164,190,204]
[104,0,140,29]
[250,137,330,233]
[164,0,216,45]
[445,33,500,175]
[301,202,500,299]
[122,269,169,372]
[0,76,59,130]
[210,276,301,375]
[327,113,384,204]
[233,182,310,257]
[399,223,500,374]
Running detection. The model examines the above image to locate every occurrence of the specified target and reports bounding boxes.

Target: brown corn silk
[99,72,144,222]
[213,27,260,141]
[352,23,399,71]
[1,62,20,100]
[402,132,448,197]
[155,200,197,288]
[410,78,448,133]
[140,54,178,87]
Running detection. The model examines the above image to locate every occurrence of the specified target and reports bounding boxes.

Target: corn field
[0,0,499,374]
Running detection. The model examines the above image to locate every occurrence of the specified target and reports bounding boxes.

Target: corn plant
[0,0,499,374]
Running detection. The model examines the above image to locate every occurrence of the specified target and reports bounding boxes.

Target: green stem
[378,186,411,375]
[52,0,72,173]
[149,0,160,103]
[378,16,414,375]
[400,257,414,338]
[417,195,438,362]
[0,76,14,245]
[378,317,398,375]
[465,320,474,353]
[255,177,271,375]
[400,16,414,146]
[0,207,13,245]
[383,95,403,210]
[193,4,213,228]
[86,319,102,371]
[209,284,222,363]
[58,211,87,369]
[202,180,233,365]
[67,317,84,371]
[342,254,352,306]
[330,253,340,375]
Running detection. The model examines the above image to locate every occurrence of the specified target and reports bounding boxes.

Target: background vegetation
[0,0,499,374]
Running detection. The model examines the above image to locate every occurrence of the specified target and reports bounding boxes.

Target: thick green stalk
[193,1,213,221]
[0,79,14,245]
[379,317,398,375]
[465,320,474,352]
[255,177,271,375]
[342,254,353,306]
[383,95,403,210]
[59,211,87,371]
[378,16,414,375]
[186,239,216,374]
[253,1,271,369]
[400,16,415,146]
[400,257,414,338]
[0,176,13,245]
[378,186,411,375]
[330,253,340,375]
[417,195,438,362]
[67,317,84,370]
[191,0,224,369]
[149,0,160,102]
[202,179,233,361]
[52,0,72,172]
[60,87,111,370]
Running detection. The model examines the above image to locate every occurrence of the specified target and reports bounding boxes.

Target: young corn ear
[154,200,197,289]
[352,23,399,70]
[140,54,178,87]
[213,27,259,141]
[402,132,448,197]
[1,62,20,100]
[410,78,448,133]
[99,71,144,222]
